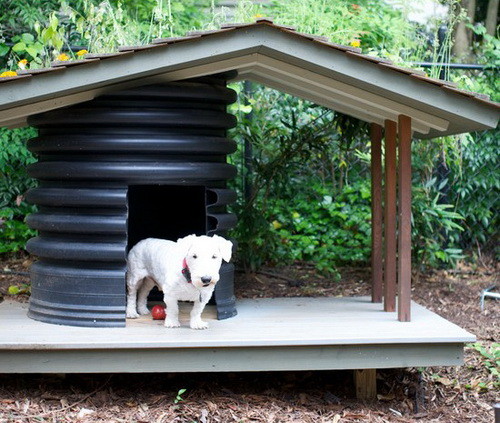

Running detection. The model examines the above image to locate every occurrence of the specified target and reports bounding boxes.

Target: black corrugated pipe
[26,74,239,327]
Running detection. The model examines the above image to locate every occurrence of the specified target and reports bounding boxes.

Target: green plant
[266,0,426,61]
[174,388,187,404]
[463,23,500,102]
[412,180,465,270]
[230,80,471,275]
[0,206,37,253]
[0,128,37,206]
[70,0,213,53]
[270,181,372,276]
[452,130,499,255]
[1,1,213,72]
[71,0,145,53]
[0,127,38,253]
[7,283,31,295]
[468,342,500,391]
[230,88,346,273]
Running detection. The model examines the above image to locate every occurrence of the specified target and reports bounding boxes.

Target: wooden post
[384,120,397,312]
[354,369,377,400]
[370,123,383,303]
[398,115,412,322]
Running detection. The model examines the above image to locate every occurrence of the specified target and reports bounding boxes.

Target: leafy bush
[412,181,465,269]
[267,0,422,57]
[270,181,372,274]
[229,86,370,274]
[0,206,37,254]
[0,128,38,253]
[452,130,499,255]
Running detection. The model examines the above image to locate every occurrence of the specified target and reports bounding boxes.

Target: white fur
[126,234,233,329]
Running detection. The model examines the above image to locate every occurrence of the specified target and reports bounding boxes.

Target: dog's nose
[201,276,212,286]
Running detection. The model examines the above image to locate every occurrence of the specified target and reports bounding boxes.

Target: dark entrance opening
[127,185,208,301]
[127,185,207,251]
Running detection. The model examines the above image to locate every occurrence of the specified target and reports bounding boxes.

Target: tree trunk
[485,0,499,36]
[453,0,476,60]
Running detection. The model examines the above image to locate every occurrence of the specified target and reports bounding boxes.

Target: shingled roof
[0,18,498,138]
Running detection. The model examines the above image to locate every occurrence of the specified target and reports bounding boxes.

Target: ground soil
[0,253,498,422]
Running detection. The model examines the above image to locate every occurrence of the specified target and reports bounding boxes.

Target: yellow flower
[18,59,28,70]
[0,71,17,78]
[272,220,283,230]
[76,49,88,58]
[253,14,263,18]
[56,53,70,61]
[350,39,361,48]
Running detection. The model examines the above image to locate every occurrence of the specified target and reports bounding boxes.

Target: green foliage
[1,12,68,70]
[270,181,372,275]
[7,283,31,295]
[174,388,187,404]
[0,206,37,253]
[468,342,500,391]
[455,25,500,103]
[0,128,38,253]
[0,0,213,70]
[266,0,426,61]
[452,131,499,253]
[230,75,475,272]
[71,1,146,53]
[230,87,375,275]
[0,1,63,38]
[0,128,37,207]
[411,182,465,269]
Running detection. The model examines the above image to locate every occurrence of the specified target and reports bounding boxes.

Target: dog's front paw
[190,319,209,330]
[137,306,150,315]
[164,318,181,328]
[126,309,139,319]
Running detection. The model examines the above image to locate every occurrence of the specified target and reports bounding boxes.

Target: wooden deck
[0,297,475,373]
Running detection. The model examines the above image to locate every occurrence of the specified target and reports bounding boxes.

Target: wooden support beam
[384,120,397,312]
[398,115,412,322]
[354,369,377,400]
[371,123,383,303]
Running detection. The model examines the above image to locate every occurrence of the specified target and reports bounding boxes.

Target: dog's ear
[176,234,197,257]
[213,235,233,262]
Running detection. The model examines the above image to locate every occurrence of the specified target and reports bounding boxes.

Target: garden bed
[0,253,498,422]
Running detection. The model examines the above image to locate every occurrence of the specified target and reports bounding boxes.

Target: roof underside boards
[0,23,498,138]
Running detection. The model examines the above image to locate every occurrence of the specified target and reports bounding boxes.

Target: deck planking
[0,297,475,373]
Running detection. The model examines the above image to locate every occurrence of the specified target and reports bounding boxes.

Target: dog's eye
[212,255,218,259]
[192,254,198,259]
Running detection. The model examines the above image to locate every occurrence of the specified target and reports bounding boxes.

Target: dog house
[0,19,498,388]
[23,76,238,327]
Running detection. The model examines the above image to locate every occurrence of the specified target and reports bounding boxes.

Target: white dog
[126,234,233,329]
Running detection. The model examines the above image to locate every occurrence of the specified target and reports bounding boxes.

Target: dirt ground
[0,253,498,422]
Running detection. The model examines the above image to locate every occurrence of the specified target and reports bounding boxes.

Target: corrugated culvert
[25,75,238,327]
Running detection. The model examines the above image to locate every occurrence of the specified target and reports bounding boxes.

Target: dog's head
[176,235,233,289]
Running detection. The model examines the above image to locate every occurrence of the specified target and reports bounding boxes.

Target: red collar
[181,258,192,283]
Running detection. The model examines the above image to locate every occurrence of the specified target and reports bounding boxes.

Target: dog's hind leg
[137,277,156,315]
[126,286,139,319]
[126,271,146,319]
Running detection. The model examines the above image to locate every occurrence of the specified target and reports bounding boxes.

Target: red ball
[151,305,166,320]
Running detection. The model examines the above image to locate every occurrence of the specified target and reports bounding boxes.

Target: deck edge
[0,343,465,373]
